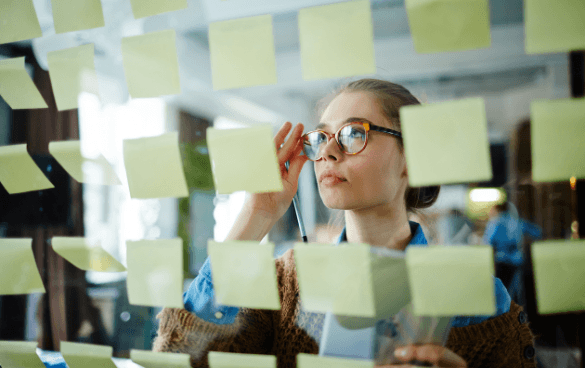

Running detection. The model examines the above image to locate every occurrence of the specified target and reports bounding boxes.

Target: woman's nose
[318,134,342,161]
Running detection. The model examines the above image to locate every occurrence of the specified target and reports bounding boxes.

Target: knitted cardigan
[153,248,536,368]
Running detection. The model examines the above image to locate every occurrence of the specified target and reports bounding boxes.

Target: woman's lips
[321,176,346,185]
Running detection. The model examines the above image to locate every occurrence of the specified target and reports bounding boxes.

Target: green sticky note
[121,29,181,98]
[400,97,492,186]
[208,15,277,90]
[60,342,117,368]
[0,144,54,194]
[207,125,283,194]
[405,0,491,53]
[0,238,45,295]
[298,0,376,81]
[51,0,105,34]
[0,341,46,368]
[525,0,585,54]
[126,239,183,308]
[530,98,585,182]
[51,237,126,272]
[0,57,48,109]
[130,349,191,368]
[208,352,276,368]
[207,240,280,310]
[294,243,375,317]
[0,0,43,44]
[297,353,374,368]
[123,132,189,199]
[406,245,495,316]
[532,240,585,314]
[129,0,188,19]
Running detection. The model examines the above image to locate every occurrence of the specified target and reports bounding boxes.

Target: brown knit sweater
[153,248,536,368]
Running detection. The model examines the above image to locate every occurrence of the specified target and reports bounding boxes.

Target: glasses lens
[302,131,327,160]
[339,124,366,153]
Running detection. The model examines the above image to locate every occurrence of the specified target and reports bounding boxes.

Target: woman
[153,79,536,368]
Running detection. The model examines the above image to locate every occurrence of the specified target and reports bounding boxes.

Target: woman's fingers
[284,140,309,184]
[274,121,293,152]
[277,123,304,164]
[393,345,467,368]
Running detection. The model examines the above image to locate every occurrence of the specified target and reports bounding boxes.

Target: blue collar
[336,221,428,247]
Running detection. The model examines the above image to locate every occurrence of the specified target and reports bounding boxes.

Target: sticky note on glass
[0,57,48,109]
[294,243,375,317]
[297,353,374,368]
[51,0,105,34]
[208,352,276,368]
[0,144,54,194]
[525,0,585,54]
[123,132,189,199]
[126,239,183,308]
[0,238,45,295]
[129,0,187,19]
[0,0,43,44]
[298,0,376,80]
[207,125,282,194]
[0,341,46,368]
[400,97,492,186]
[532,240,585,314]
[405,0,491,53]
[130,349,191,368]
[121,29,181,98]
[208,240,280,310]
[208,15,277,90]
[60,342,117,368]
[406,245,495,316]
[530,98,585,182]
[51,237,126,272]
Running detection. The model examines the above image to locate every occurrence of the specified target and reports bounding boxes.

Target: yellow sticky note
[530,98,585,182]
[51,237,126,272]
[47,44,99,111]
[121,29,181,98]
[0,0,43,44]
[51,0,105,34]
[298,0,376,81]
[126,239,183,308]
[400,97,492,186]
[130,349,191,368]
[208,15,277,90]
[0,238,45,295]
[525,0,585,54]
[294,243,375,317]
[532,240,585,314]
[123,132,189,199]
[406,245,495,316]
[297,353,374,368]
[405,0,491,53]
[0,57,48,109]
[208,352,276,368]
[0,341,46,368]
[208,240,280,310]
[49,140,121,185]
[60,342,117,368]
[207,125,283,194]
[129,0,188,19]
[0,144,54,194]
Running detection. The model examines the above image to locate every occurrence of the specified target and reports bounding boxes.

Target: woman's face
[314,91,408,211]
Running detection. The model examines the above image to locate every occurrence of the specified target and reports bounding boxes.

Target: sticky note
[294,243,375,317]
[51,237,126,272]
[126,239,183,308]
[298,0,376,81]
[406,245,495,316]
[47,44,99,111]
[123,132,189,199]
[0,57,48,109]
[60,342,117,368]
[0,0,43,44]
[121,29,181,98]
[49,140,121,185]
[297,353,374,368]
[0,144,54,194]
[208,352,276,368]
[525,0,585,54]
[51,0,105,34]
[530,98,585,182]
[0,341,46,368]
[208,15,277,90]
[405,0,491,53]
[208,240,280,310]
[400,97,492,186]
[532,240,585,314]
[0,238,45,295]
[130,349,191,368]
[207,125,283,194]
[129,0,188,19]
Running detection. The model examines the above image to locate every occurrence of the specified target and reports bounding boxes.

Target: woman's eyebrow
[315,117,373,131]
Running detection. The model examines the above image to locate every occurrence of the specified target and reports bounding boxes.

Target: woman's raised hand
[375,344,467,368]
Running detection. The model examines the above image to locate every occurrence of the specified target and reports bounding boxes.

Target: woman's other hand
[375,344,467,368]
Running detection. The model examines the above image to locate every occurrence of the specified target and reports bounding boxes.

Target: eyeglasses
[301,121,402,161]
